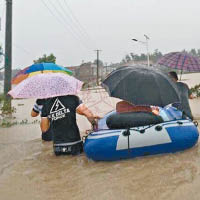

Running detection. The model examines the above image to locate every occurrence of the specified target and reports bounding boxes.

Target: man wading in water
[168,71,194,120]
[40,95,100,156]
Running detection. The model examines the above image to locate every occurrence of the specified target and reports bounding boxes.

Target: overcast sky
[0,0,200,69]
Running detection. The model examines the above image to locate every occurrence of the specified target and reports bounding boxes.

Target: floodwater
[1,80,200,199]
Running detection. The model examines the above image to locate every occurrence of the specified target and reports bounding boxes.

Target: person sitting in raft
[168,71,194,120]
[31,99,52,141]
[40,95,100,156]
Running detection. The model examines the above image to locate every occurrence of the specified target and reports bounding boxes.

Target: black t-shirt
[176,82,193,120]
[41,95,82,144]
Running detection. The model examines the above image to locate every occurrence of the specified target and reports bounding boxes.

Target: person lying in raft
[101,100,183,130]
[40,95,100,156]
[116,100,183,121]
[116,100,159,115]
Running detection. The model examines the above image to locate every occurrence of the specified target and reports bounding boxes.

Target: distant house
[66,66,79,76]
[73,62,105,83]
[67,63,118,85]
[76,62,96,82]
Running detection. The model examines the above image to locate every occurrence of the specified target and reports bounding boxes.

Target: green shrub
[0,94,5,103]
[190,84,200,97]
[0,94,16,114]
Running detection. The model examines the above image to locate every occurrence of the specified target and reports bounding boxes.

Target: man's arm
[40,117,50,133]
[189,94,194,99]
[40,101,50,132]
[184,83,194,99]
[31,109,39,117]
[188,89,194,99]
[76,103,100,124]
[31,100,43,117]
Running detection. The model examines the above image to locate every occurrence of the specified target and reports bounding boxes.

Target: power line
[41,0,91,50]
[0,1,5,18]
[13,43,33,56]
[62,0,97,48]
[49,0,82,39]
[57,0,91,47]
[0,1,5,34]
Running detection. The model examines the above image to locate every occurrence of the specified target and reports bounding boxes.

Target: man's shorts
[53,141,83,156]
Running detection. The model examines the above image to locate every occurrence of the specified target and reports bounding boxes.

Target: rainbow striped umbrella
[12,62,72,84]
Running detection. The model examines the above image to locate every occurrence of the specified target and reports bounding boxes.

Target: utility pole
[4,0,12,110]
[144,34,150,67]
[94,50,101,86]
[105,62,108,75]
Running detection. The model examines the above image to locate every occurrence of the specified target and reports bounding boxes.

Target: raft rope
[129,125,155,133]
[122,128,131,154]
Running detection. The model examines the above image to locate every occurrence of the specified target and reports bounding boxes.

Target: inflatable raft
[84,110,199,161]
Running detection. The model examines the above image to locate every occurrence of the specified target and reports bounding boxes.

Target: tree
[130,53,136,60]
[121,59,126,64]
[197,49,200,57]
[33,53,56,64]
[150,49,163,63]
[125,54,131,63]
[0,45,3,55]
[0,45,3,64]
[140,53,147,61]
[134,54,140,61]
[189,49,197,56]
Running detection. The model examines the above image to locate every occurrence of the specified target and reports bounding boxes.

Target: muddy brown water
[0,127,200,200]
[1,89,200,200]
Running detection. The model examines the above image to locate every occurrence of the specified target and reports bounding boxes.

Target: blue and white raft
[84,110,199,161]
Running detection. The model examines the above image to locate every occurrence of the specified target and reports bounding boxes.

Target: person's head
[168,71,178,82]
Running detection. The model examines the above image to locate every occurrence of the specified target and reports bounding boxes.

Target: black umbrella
[102,65,180,107]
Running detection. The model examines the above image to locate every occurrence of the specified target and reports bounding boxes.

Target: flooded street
[1,0,200,198]
[0,129,200,200]
[1,86,200,200]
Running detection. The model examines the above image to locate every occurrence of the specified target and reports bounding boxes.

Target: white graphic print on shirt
[49,98,70,121]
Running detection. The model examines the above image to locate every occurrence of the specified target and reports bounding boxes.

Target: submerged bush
[0,94,16,115]
[190,84,200,97]
[0,94,5,103]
